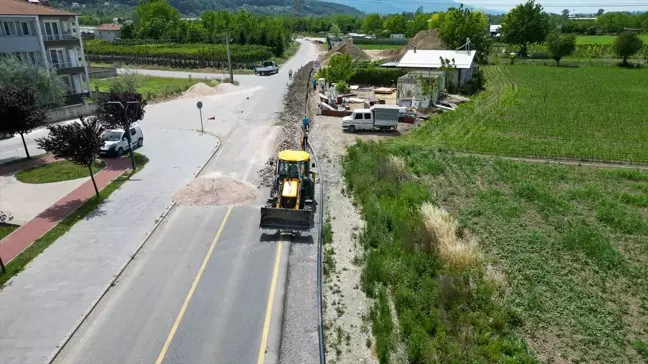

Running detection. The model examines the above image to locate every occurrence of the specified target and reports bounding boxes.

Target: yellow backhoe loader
[259,150,316,232]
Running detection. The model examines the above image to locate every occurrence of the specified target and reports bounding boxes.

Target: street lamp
[107,100,140,171]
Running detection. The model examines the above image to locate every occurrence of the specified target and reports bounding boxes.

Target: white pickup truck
[342,105,400,132]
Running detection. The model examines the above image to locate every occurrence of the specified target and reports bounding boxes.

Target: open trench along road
[53,40,320,364]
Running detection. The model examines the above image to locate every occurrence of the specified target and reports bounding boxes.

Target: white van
[100,124,144,156]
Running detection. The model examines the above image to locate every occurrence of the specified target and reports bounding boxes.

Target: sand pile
[181,81,239,99]
[173,174,259,206]
[214,82,239,94]
[182,82,219,98]
[322,39,370,67]
[388,30,443,61]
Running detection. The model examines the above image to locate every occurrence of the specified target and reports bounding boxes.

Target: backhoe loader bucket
[260,207,313,231]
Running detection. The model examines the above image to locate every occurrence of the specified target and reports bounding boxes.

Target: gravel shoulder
[308,114,415,364]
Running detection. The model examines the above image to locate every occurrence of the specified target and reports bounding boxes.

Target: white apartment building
[0,0,91,104]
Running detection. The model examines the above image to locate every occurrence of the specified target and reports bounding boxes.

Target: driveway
[0,40,319,364]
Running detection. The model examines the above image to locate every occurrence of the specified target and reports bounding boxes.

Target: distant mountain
[63,0,363,17]
[325,0,502,14]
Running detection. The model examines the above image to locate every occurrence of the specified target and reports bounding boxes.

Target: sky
[461,0,648,13]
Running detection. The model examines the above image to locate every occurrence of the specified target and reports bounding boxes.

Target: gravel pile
[181,82,239,99]
[257,61,315,187]
[173,173,259,206]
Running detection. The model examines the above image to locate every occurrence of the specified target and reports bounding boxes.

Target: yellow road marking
[155,207,233,364]
[257,236,283,364]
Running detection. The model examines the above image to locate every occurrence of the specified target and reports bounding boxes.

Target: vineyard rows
[527,43,648,59]
[84,40,273,67]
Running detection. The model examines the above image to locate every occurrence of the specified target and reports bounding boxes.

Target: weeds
[345,139,648,363]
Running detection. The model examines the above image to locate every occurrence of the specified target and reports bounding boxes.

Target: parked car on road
[100,124,144,156]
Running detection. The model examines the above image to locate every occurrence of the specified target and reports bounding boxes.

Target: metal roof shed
[397,50,477,69]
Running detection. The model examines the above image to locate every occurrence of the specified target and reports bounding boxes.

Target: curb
[47,135,221,364]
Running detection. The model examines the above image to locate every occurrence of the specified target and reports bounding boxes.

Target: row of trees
[116,0,291,56]
[499,1,645,65]
[0,57,146,198]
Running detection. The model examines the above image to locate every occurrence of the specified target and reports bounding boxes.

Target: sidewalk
[0,155,55,176]
[0,129,218,364]
[0,158,130,263]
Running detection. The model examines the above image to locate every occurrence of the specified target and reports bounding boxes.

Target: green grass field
[412,65,648,162]
[344,142,648,363]
[577,34,648,44]
[356,43,403,50]
[15,160,105,184]
[93,76,220,100]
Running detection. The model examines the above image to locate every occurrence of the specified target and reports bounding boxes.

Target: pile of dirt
[181,82,218,98]
[214,82,239,94]
[322,39,370,67]
[257,61,315,187]
[173,174,259,206]
[389,29,443,61]
[181,81,239,99]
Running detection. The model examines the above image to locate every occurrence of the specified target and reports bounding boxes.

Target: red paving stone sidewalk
[0,158,131,263]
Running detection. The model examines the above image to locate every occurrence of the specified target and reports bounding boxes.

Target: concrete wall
[89,66,117,79]
[46,102,96,123]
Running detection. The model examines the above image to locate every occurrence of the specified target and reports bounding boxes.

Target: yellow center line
[155,206,233,364]
[257,236,284,364]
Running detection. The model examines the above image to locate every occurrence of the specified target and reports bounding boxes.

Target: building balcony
[43,33,79,46]
[52,61,85,75]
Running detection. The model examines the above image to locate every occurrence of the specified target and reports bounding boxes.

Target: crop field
[93,76,219,100]
[83,40,273,68]
[344,141,648,363]
[577,34,648,44]
[412,65,648,162]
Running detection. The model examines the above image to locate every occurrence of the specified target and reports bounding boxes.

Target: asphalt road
[54,40,319,364]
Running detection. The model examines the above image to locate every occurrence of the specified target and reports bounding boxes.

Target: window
[21,22,30,36]
[130,128,136,136]
[3,21,16,36]
[364,113,372,119]
[354,113,363,120]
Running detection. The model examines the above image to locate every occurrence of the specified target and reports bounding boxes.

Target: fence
[89,66,118,79]
[86,54,261,70]
[46,103,97,124]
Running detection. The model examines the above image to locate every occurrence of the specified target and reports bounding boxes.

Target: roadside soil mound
[388,29,443,61]
[257,61,315,187]
[173,174,259,206]
[182,82,218,98]
[322,39,370,67]
[181,81,239,99]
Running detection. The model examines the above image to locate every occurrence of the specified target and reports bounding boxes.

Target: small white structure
[94,23,121,42]
[489,24,501,39]
[396,71,445,108]
[389,33,405,40]
[397,49,478,90]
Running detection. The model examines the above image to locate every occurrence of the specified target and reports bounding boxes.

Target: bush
[349,67,406,86]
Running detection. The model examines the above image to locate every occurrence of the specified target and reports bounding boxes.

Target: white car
[100,124,144,156]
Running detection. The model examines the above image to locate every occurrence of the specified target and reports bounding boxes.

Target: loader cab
[276,150,311,179]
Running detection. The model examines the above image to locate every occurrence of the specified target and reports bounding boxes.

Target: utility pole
[107,100,140,171]
[225,33,234,84]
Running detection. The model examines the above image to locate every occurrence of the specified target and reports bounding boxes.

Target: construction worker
[288,69,293,80]
[303,115,310,131]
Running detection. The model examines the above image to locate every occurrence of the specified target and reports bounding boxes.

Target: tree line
[113,0,292,57]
